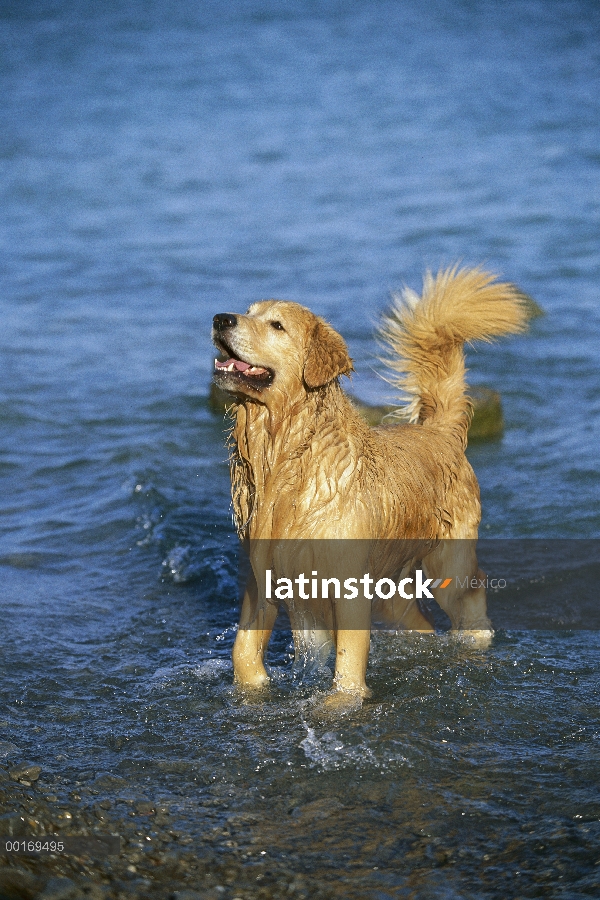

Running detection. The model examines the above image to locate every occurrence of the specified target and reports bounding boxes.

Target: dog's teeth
[227,363,235,371]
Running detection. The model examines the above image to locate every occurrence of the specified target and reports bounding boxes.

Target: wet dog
[212,268,527,699]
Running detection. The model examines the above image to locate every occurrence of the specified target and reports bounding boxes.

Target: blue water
[1,1,600,897]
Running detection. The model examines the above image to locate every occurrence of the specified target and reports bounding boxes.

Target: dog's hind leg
[421,540,492,632]
[232,571,279,688]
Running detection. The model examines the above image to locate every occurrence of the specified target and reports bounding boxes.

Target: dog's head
[212,300,353,403]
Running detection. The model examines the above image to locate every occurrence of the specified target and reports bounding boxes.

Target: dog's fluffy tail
[379,266,529,444]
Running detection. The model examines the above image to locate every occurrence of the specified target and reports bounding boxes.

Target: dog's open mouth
[213,343,274,390]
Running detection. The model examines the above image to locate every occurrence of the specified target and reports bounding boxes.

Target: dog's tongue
[215,358,251,371]
[215,358,268,375]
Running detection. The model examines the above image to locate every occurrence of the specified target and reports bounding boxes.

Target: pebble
[55,809,73,821]
[135,800,156,815]
[91,772,128,790]
[9,763,42,783]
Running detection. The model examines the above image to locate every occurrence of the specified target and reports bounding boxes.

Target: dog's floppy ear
[303,318,353,389]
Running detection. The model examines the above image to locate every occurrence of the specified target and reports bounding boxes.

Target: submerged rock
[209,382,506,442]
[8,762,41,783]
[91,772,127,791]
[467,386,505,442]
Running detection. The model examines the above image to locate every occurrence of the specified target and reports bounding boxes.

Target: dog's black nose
[213,313,237,331]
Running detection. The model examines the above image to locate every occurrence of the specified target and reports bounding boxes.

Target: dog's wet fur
[212,267,528,700]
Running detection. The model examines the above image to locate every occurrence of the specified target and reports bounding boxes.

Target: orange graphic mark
[440,578,453,589]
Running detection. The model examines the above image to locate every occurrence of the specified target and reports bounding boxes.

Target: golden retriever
[212,267,527,701]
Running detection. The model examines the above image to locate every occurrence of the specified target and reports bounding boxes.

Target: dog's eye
[270,321,285,331]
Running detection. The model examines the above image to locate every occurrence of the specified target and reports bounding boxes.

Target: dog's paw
[455,629,494,650]
[233,673,271,695]
[326,690,368,712]
[308,687,370,720]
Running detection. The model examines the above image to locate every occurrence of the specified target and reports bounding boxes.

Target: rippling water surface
[1,1,599,897]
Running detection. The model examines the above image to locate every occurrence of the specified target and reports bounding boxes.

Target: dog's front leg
[232,571,278,689]
[331,595,372,699]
